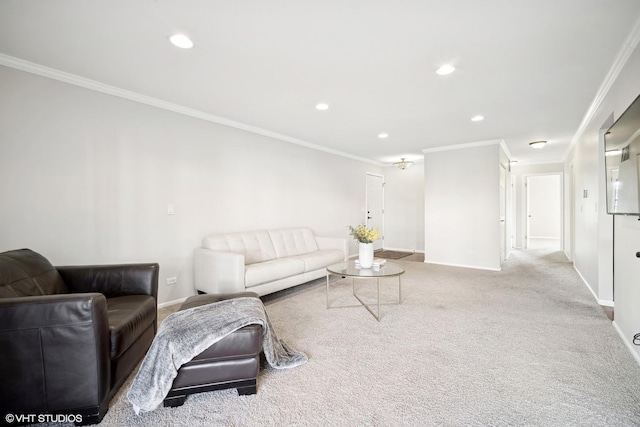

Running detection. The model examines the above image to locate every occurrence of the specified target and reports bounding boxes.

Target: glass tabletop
[326,261,405,278]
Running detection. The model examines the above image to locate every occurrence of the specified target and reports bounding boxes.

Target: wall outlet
[166,277,177,285]
[167,204,175,215]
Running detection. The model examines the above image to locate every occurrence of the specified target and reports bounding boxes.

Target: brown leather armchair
[0,249,158,425]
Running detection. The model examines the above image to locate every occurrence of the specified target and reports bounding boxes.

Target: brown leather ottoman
[162,292,263,407]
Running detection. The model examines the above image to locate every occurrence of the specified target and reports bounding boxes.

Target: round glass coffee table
[326,261,404,321]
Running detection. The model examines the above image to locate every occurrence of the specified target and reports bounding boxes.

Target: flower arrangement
[348,223,380,244]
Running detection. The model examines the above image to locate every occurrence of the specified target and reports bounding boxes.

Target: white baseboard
[563,250,572,261]
[572,266,640,367]
[423,259,501,272]
[573,265,614,307]
[158,296,189,309]
[380,247,425,254]
[574,265,598,300]
[612,321,640,368]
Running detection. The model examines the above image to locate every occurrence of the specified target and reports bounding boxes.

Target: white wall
[613,215,640,362]
[0,65,385,304]
[423,142,501,271]
[383,163,425,252]
[566,35,640,361]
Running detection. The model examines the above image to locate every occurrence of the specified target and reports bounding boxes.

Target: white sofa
[194,227,347,296]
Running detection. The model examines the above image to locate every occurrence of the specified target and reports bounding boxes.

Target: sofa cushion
[268,228,319,258]
[245,258,305,288]
[0,249,68,298]
[202,231,276,265]
[294,249,346,272]
[107,295,157,359]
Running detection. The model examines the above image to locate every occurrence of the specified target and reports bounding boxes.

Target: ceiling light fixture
[378,133,389,139]
[393,158,413,170]
[471,115,484,122]
[315,103,329,111]
[529,141,547,149]
[169,34,194,49]
[436,64,455,75]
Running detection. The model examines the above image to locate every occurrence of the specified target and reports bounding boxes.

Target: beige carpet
[87,248,640,426]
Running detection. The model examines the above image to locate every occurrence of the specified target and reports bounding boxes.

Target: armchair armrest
[0,294,110,413]
[56,263,159,301]
[316,236,348,261]
[194,248,245,294]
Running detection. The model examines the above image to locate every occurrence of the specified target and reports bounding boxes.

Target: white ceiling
[2,0,640,166]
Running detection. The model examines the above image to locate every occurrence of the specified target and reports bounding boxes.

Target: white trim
[423,259,501,272]
[158,296,188,309]
[528,236,562,240]
[574,265,598,301]
[380,247,425,254]
[422,139,503,154]
[511,160,565,167]
[499,139,512,160]
[573,265,613,306]
[563,14,640,162]
[0,54,383,167]
[612,321,640,368]
[365,172,385,250]
[524,172,564,251]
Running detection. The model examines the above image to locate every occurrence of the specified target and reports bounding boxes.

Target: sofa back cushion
[202,231,276,265]
[268,227,319,258]
[0,249,69,298]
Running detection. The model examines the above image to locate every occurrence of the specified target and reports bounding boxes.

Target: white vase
[358,242,374,268]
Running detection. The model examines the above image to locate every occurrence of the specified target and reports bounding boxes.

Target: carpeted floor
[88,248,640,426]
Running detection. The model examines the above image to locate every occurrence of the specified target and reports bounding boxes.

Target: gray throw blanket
[127,296,307,414]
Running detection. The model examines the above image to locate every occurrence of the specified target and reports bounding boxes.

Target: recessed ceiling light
[436,64,455,75]
[169,34,194,49]
[315,103,329,111]
[378,133,389,139]
[529,141,547,149]
[471,115,484,122]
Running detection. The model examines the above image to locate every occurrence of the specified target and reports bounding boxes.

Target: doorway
[366,173,384,251]
[525,174,562,250]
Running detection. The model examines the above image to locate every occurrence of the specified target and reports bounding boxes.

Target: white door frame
[524,172,564,250]
[365,173,385,250]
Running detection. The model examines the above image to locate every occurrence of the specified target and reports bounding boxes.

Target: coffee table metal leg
[377,278,381,322]
[326,273,330,308]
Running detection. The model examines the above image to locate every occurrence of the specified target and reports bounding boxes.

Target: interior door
[366,173,384,251]
[526,174,562,250]
[500,165,506,262]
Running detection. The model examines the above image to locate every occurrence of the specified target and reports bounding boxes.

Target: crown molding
[499,139,512,159]
[510,160,564,167]
[563,14,640,162]
[0,53,384,167]
[422,139,504,154]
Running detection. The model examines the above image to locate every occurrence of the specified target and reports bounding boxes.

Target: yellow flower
[347,224,380,243]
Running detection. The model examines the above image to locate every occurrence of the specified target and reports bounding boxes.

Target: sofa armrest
[316,237,348,261]
[56,263,159,302]
[0,294,110,413]
[194,248,245,294]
